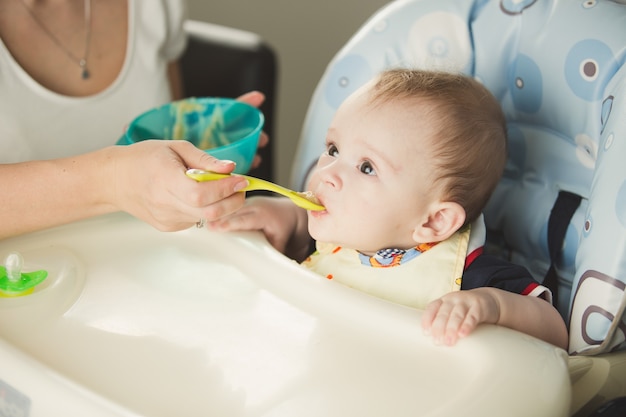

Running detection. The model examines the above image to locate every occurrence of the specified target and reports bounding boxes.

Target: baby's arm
[208,196,312,261]
[421,288,568,349]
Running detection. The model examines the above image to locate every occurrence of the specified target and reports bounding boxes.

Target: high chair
[0,5,622,417]
[291,0,626,415]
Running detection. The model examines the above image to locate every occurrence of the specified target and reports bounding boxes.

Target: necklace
[19,0,92,79]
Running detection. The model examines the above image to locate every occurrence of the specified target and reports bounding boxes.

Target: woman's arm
[0,140,248,239]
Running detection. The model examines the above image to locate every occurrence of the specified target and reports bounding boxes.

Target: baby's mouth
[312,196,328,215]
[297,190,322,206]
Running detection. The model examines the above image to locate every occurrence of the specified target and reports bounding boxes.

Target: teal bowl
[117,97,264,174]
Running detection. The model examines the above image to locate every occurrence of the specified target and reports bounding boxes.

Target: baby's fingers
[455,311,480,339]
[421,299,442,335]
[422,298,477,346]
[422,299,457,344]
[206,208,259,232]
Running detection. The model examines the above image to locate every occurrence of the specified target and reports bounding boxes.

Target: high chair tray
[0,213,570,417]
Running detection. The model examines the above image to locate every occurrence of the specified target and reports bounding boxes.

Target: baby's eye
[326,143,339,157]
[359,161,376,175]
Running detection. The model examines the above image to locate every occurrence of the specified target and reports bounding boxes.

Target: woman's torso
[0,0,187,162]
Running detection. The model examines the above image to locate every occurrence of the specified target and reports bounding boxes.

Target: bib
[302,227,471,309]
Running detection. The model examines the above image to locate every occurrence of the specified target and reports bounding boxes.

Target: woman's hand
[110,140,249,231]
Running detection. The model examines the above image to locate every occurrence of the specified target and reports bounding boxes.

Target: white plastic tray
[0,213,571,417]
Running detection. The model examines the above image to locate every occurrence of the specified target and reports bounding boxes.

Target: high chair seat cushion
[291,0,626,355]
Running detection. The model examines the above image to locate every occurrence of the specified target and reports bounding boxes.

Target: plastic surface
[0,213,570,417]
[568,352,626,416]
[117,97,264,174]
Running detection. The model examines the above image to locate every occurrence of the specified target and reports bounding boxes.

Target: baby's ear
[412,202,466,243]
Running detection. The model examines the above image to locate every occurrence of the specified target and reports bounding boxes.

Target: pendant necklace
[19,0,92,79]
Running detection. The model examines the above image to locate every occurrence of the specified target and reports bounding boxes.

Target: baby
[210,69,568,349]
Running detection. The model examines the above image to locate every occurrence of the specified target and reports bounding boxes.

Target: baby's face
[306,86,441,255]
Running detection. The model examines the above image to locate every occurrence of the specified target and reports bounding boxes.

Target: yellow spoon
[185,169,325,211]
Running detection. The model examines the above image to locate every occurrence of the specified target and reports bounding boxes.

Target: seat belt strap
[545,190,582,306]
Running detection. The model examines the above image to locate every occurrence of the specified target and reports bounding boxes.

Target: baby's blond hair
[370,69,507,225]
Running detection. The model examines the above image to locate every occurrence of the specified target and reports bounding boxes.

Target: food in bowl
[117,97,264,174]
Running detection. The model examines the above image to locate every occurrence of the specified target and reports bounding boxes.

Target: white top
[0,0,187,163]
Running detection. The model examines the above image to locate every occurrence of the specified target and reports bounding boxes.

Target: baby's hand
[207,196,311,260]
[421,288,501,346]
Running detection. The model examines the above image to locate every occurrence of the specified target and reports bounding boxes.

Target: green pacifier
[0,252,48,297]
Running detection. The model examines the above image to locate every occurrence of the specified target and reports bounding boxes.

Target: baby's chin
[308,230,358,249]
[307,227,334,244]
[307,217,368,248]
[306,226,324,242]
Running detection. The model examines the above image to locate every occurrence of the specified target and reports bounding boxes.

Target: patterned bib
[302,226,471,309]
